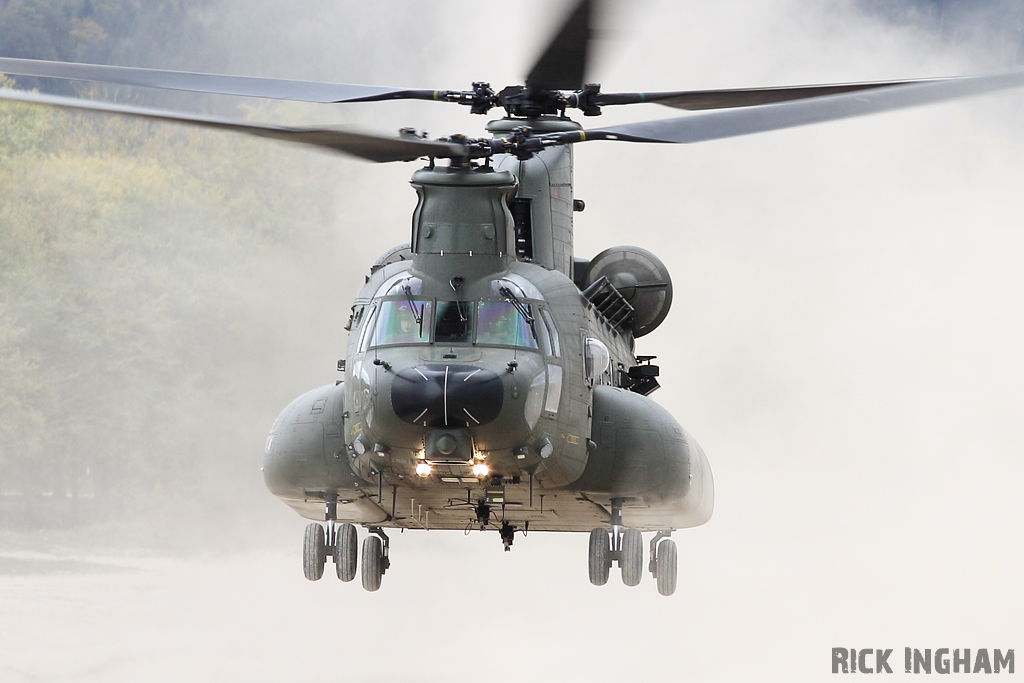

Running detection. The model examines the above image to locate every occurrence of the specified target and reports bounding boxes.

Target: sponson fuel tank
[573,386,714,529]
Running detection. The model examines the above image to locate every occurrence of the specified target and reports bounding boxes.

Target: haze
[1,1,1022,681]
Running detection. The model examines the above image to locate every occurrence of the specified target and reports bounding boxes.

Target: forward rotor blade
[0,88,464,162]
[596,79,939,111]
[579,68,1024,145]
[0,57,439,104]
[525,0,593,92]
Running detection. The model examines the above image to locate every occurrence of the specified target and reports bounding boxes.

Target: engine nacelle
[580,246,673,337]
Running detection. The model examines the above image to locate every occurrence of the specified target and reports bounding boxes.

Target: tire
[302,523,326,581]
[361,535,383,592]
[335,523,358,582]
[588,528,611,586]
[656,539,678,597]
[620,528,643,587]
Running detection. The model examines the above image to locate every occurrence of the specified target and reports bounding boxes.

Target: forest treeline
[0,73,345,526]
[0,0,215,78]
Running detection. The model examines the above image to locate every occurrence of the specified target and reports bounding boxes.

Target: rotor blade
[0,57,442,104]
[576,67,1024,145]
[595,79,940,111]
[0,88,464,162]
[525,0,593,92]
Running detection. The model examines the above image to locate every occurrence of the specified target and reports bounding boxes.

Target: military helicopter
[4,0,1024,597]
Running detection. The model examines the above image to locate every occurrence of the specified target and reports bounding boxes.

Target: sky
[1,1,1023,681]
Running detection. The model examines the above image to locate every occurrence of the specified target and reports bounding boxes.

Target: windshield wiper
[403,284,424,337]
[450,277,467,322]
[403,284,422,324]
[499,286,534,324]
[499,285,538,343]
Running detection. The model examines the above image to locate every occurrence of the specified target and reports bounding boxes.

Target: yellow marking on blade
[578,131,586,141]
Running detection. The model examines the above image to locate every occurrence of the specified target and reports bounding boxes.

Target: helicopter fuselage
[262,117,714,535]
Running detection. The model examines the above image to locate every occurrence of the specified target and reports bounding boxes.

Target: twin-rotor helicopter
[4,0,1024,596]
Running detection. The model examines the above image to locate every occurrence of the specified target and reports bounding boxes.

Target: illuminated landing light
[472,462,489,478]
[416,462,432,477]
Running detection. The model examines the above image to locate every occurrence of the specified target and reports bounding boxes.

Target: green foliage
[0,96,342,522]
[0,0,215,75]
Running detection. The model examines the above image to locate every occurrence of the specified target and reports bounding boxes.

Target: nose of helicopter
[391,364,504,429]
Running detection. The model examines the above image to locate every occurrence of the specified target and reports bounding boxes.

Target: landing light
[415,462,432,477]
[472,462,489,477]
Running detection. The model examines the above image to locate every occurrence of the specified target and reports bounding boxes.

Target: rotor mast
[485,116,582,277]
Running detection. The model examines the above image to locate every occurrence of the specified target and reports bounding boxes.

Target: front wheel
[361,535,383,592]
[620,528,643,587]
[588,528,611,586]
[335,523,358,582]
[302,523,326,581]
[656,539,678,596]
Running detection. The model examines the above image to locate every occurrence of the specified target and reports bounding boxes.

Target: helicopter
[3,0,1024,598]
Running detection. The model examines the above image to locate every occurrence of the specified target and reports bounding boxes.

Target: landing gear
[361,527,390,592]
[303,500,361,585]
[587,500,677,595]
[588,528,611,585]
[655,538,678,596]
[302,523,326,581]
[361,536,382,592]
[334,522,358,582]
[620,528,643,587]
[648,530,677,596]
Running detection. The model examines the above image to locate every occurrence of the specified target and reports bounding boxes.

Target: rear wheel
[335,523,358,582]
[361,535,383,592]
[302,523,326,581]
[656,539,678,596]
[620,528,643,587]
[588,528,611,586]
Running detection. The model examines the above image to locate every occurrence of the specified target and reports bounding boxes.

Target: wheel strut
[368,526,391,573]
[325,499,338,552]
[648,530,671,577]
[610,498,623,565]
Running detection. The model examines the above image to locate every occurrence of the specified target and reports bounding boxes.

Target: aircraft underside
[280,482,694,534]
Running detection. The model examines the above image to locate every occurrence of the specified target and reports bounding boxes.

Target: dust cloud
[2,1,1023,681]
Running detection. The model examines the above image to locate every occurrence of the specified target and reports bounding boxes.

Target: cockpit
[356,274,561,357]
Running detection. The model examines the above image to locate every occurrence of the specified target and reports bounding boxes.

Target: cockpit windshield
[476,301,539,349]
[372,300,431,346]
[361,297,547,349]
[434,301,474,344]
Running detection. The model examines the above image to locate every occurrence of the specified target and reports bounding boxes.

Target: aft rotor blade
[577,68,1024,145]
[0,88,464,162]
[0,57,441,104]
[595,79,939,111]
[525,0,593,92]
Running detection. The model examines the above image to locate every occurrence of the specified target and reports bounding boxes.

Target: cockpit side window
[372,300,432,346]
[476,301,539,349]
[541,309,560,357]
[357,304,378,353]
[534,307,553,355]
[435,301,474,344]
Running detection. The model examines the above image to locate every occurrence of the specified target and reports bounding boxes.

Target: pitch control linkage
[425,82,616,118]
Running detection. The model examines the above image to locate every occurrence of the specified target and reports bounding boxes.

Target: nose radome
[391,364,504,428]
